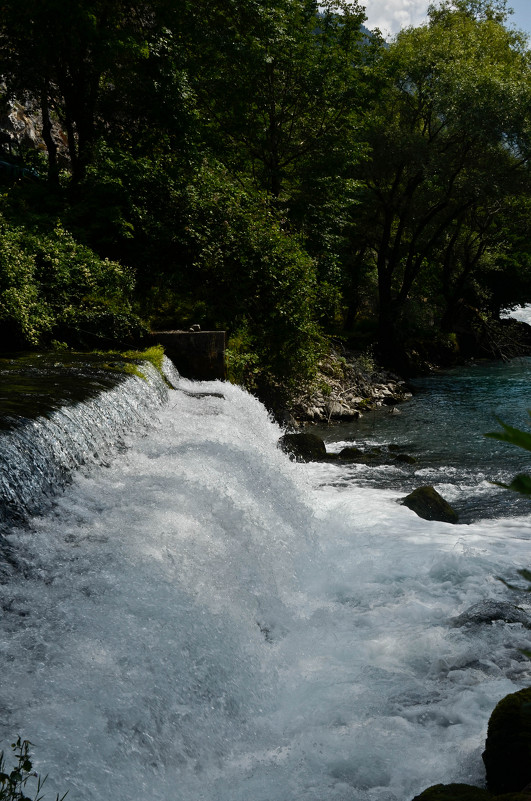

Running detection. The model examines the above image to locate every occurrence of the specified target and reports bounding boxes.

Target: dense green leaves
[0,214,140,349]
[349,2,531,359]
[1,0,531,401]
[171,162,324,398]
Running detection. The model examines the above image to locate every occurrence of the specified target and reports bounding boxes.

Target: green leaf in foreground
[485,411,531,452]
[485,412,531,496]
[492,473,531,495]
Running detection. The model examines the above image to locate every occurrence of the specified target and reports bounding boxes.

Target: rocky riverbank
[286,312,531,427]
[287,347,413,425]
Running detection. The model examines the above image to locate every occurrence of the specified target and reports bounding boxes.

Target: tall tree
[350,0,531,360]
[0,0,153,182]
[179,0,369,197]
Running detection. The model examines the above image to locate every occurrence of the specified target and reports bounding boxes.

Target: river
[0,327,530,801]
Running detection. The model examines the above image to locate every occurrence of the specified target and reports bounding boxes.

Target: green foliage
[355,348,376,376]
[0,213,142,350]
[182,0,368,198]
[486,412,531,495]
[0,219,54,346]
[2,0,531,395]
[0,0,156,181]
[226,323,261,389]
[350,1,531,358]
[486,413,531,453]
[179,162,324,399]
[0,737,67,801]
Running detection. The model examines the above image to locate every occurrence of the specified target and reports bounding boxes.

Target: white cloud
[362,0,430,37]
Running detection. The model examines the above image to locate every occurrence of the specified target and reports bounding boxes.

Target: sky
[362,0,531,38]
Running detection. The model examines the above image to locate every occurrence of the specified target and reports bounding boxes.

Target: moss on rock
[483,688,531,795]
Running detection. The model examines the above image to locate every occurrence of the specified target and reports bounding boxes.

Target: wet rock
[411,784,493,800]
[401,486,459,524]
[337,446,387,464]
[278,432,327,462]
[393,453,417,464]
[338,446,364,460]
[326,401,347,419]
[483,687,531,795]
[451,601,531,629]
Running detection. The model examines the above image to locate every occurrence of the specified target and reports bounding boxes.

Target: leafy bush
[0,222,54,346]
[182,162,324,403]
[0,737,66,801]
[0,214,143,350]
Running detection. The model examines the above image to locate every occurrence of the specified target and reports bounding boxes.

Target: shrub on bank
[0,214,142,351]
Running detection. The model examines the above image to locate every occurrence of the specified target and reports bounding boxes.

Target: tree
[350,0,531,361]
[180,0,368,199]
[0,0,154,182]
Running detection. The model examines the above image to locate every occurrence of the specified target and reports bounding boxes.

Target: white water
[1,371,530,800]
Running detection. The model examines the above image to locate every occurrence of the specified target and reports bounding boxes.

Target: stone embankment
[288,348,412,424]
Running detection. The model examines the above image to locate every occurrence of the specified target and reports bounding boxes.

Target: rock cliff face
[0,95,40,152]
[0,90,68,166]
[288,348,412,424]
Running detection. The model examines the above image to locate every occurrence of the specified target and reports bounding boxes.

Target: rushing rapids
[0,355,530,801]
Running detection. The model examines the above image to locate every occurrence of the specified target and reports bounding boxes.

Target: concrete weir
[149,330,226,381]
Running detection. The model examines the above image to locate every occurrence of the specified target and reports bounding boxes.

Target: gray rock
[401,486,459,524]
[451,600,531,629]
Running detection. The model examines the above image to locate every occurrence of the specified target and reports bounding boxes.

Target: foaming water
[0,373,530,801]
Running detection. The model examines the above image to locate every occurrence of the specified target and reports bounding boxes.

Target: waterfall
[0,363,529,801]
[0,360,170,533]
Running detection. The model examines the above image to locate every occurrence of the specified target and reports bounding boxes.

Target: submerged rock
[451,601,531,629]
[410,784,493,800]
[483,687,531,795]
[337,446,380,462]
[401,486,459,524]
[393,453,417,464]
[278,432,327,462]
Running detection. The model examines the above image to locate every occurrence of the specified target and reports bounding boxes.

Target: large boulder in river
[278,432,326,462]
[483,688,531,795]
[450,600,531,629]
[401,486,459,524]
[410,784,493,800]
